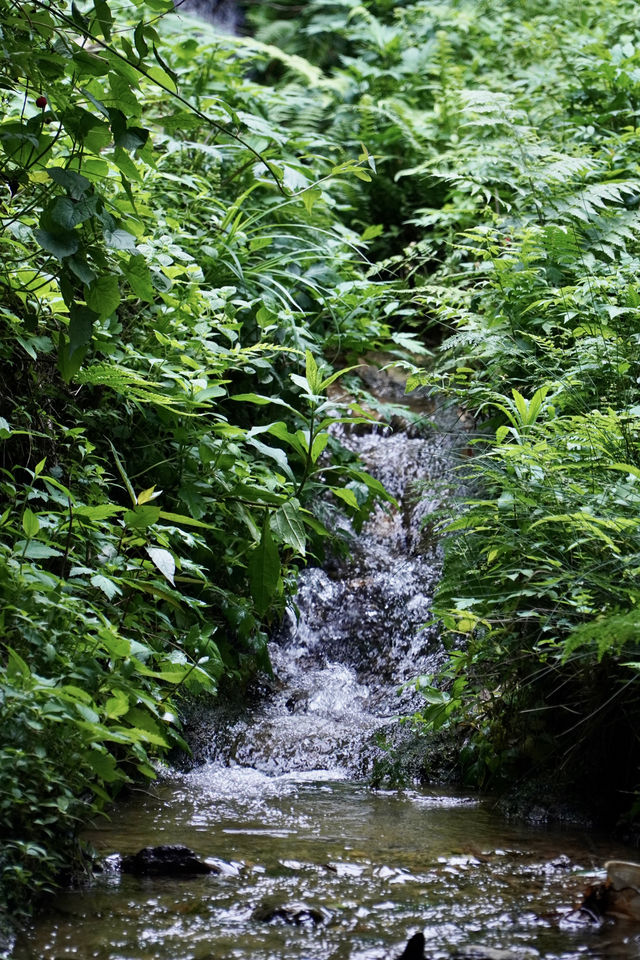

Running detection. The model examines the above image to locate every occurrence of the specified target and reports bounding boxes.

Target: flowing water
[11,368,640,960]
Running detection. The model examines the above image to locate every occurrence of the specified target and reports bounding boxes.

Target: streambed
[11,369,640,959]
[11,770,640,960]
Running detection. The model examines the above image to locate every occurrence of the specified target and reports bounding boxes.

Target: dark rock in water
[121,845,215,877]
[579,860,640,922]
[252,900,330,926]
[397,931,426,960]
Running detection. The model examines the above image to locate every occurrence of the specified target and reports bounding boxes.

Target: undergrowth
[0,0,404,917]
[5,0,640,924]
[252,0,640,819]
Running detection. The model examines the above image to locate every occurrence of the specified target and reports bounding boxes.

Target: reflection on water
[11,768,640,960]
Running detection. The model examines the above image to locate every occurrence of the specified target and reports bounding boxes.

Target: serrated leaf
[76,701,100,724]
[84,748,121,783]
[16,540,62,559]
[91,573,121,599]
[271,500,306,556]
[123,707,168,746]
[104,690,129,718]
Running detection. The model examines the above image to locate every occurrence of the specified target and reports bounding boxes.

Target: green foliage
[354,0,640,804]
[252,0,640,808]
[0,0,400,916]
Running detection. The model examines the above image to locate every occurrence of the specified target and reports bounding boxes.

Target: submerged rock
[252,900,330,926]
[121,844,215,877]
[580,860,640,922]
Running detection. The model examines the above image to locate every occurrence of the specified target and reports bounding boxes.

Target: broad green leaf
[68,304,98,356]
[158,510,216,529]
[75,702,100,724]
[311,432,329,464]
[271,500,306,556]
[123,707,168,746]
[331,487,360,510]
[511,388,528,422]
[246,436,294,480]
[104,691,129,719]
[22,508,40,538]
[146,546,176,586]
[137,486,158,505]
[301,187,322,215]
[248,515,281,615]
[124,505,161,529]
[34,228,78,259]
[16,540,62,559]
[47,167,91,199]
[305,349,323,395]
[84,749,122,783]
[85,275,121,318]
[229,485,286,506]
[146,65,178,93]
[125,253,154,301]
[7,648,30,680]
[58,335,88,383]
[74,504,125,520]
[98,629,131,659]
[91,574,121,600]
[104,228,136,251]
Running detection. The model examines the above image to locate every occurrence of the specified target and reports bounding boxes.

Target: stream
[11,367,640,960]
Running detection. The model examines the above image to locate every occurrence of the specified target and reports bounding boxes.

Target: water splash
[189,370,455,777]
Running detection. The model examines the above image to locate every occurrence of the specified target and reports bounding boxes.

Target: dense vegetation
[246,0,640,817]
[0,0,403,918]
[3,0,640,929]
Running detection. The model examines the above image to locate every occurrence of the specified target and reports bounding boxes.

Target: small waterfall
[187,365,455,778]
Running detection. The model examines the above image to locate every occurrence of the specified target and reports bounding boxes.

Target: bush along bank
[0,0,416,917]
[248,0,640,823]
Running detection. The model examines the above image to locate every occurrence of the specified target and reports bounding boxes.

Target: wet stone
[252,900,331,926]
[579,860,640,922]
[120,845,215,877]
